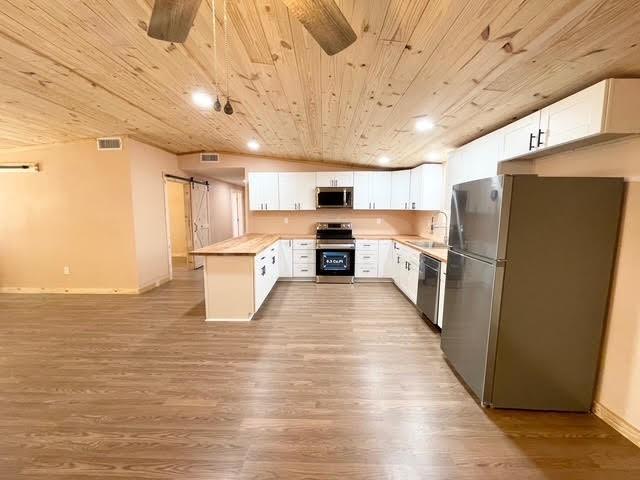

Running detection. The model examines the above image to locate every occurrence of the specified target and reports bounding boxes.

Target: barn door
[190,182,210,269]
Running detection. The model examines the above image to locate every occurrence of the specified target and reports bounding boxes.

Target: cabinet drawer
[293,239,316,249]
[293,250,315,264]
[356,239,378,252]
[293,264,315,277]
[356,265,378,277]
[356,251,378,264]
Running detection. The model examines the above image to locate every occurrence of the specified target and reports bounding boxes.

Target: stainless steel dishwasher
[417,254,441,326]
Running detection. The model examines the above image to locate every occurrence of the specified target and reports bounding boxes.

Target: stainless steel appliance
[315,222,355,283]
[441,175,624,412]
[316,187,353,209]
[417,254,441,326]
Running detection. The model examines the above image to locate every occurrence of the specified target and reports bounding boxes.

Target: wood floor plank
[0,262,639,479]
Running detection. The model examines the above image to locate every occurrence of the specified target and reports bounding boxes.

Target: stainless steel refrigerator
[441,175,624,412]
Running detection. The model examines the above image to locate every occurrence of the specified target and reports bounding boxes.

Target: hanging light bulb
[224,98,233,115]
[214,95,222,112]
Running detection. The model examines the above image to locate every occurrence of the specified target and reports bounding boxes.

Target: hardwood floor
[1,263,639,479]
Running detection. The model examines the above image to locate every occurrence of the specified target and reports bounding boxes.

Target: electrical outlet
[63,266,70,275]
[284,217,289,224]
[376,218,382,225]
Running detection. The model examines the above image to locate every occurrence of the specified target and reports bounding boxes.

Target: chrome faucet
[430,211,449,243]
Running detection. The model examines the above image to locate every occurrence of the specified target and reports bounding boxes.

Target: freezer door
[440,249,504,403]
[449,176,511,260]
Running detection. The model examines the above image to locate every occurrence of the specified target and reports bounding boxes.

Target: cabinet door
[316,171,353,187]
[370,171,391,210]
[420,164,444,211]
[391,170,411,209]
[278,172,316,210]
[353,171,371,210]
[262,173,279,210]
[500,111,541,161]
[539,80,606,150]
[277,173,297,211]
[409,166,421,210]
[378,240,393,278]
[248,172,264,211]
[249,172,278,210]
[278,240,293,277]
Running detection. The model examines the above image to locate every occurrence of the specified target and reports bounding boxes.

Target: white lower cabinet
[278,240,293,277]
[292,239,316,278]
[254,241,279,310]
[355,239,379,278]
[391,241,421,305]
[377,240,393,278]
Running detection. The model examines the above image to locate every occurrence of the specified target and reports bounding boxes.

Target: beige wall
[208,178,244,242]
[534,136,640,435]
[0,140,139,292]
[179,152,423,236]
[128,139,186,288]
[166,181,188,257]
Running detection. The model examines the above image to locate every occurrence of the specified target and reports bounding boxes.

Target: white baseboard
[0,275,171,295]
[0,286,139,294]
[593,401,640,448]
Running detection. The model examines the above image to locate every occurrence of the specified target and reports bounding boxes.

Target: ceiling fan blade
[147,0,203,43]
[281,0,357,55]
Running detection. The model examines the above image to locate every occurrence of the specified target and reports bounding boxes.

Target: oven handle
[316,243,356,250]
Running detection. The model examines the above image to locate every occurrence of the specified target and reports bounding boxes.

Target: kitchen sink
[407,240,448,249]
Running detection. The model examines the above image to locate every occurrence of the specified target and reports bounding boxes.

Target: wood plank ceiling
[1,0,640,167]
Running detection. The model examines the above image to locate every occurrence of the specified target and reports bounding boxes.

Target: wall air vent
[0,163,39,173]
[200,152,220,163]
[97,137,123,151]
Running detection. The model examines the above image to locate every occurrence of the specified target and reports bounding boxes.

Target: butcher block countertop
[191,234,280,256]
[192,233,448,262]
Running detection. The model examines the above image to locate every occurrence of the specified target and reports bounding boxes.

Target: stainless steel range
[315,222,355,283]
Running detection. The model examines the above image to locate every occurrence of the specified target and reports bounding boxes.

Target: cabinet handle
[261,266,266,276]
[301,269,308,272]
[528,132,535,151]
[272,256,276,264]
[369,202,371,209]
[537,129,545,148]
[411,202,415,209]
[363,270,370,273]
[373,202,375,209]
[363,256,370,259]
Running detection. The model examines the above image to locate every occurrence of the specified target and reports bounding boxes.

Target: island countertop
[192,233,448,262]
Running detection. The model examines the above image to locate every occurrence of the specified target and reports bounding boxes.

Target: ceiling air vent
[200,152,220,163]
[97,137,123,151]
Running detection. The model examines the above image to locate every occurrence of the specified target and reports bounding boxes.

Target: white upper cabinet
[416,164,444,211]
[391,170,411,210]
[499,111,541,161]
[497,79,640,162]
[538,80,606,150]
[316,171,354,187]
[248,172,279,211]
[278,172,316,210]
[353,171,370,210]
[354,171,391,210]
[409,167,420,210]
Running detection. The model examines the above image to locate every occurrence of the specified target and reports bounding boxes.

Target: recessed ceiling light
[415,117,434,132]
[378,156,391,165]
[192,91,213,109]
[426,151,442,161]
[247,140,260,151]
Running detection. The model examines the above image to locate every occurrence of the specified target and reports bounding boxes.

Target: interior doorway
[164,176,211,276]
[164,179,190,276]
[232,189,245,237]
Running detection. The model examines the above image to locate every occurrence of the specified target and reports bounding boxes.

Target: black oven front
[315,242,355,283]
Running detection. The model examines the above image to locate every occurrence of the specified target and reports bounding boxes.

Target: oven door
[316,248,355,277]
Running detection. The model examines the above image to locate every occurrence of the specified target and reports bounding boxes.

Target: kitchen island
[192,233,447,321]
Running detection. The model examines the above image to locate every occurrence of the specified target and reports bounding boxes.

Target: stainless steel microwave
[316,187,353,209]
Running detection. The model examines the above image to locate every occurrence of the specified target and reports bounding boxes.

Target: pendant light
[223,0,233,115]
[212,0,222,111]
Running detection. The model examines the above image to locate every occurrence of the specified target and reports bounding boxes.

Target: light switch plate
[63,266,70,275]
[376,218,381,224]
[284,217,289,224]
